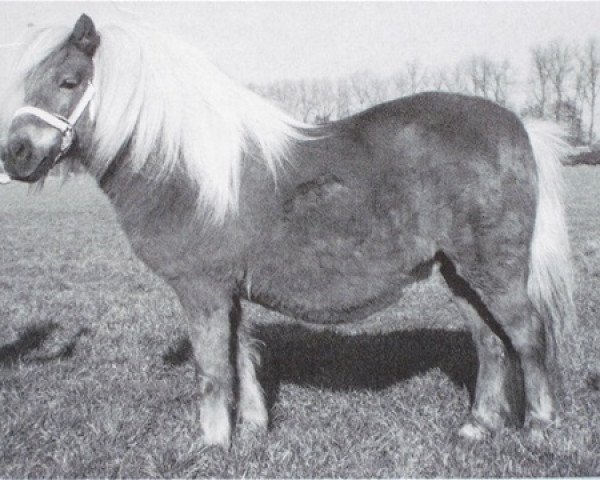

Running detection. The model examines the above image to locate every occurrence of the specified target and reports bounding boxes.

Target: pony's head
[2,13,312,222]
[2,14,99,182]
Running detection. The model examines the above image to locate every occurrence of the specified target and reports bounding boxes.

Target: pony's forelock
[0,27,71,145]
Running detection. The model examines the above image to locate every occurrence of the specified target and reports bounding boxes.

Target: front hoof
[240,405,269,431]
[526,417,558,445]
[202,427,232,449]
[200,405,232,448]
[458,419,492,441]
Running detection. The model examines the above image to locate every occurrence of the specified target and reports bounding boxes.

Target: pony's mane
[5,21,314,222]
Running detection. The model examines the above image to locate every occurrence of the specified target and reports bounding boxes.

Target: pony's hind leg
[237,322,268,430]
[172,279,235,447]
[468,285,560,445]
[455,297,526,439]
[488,287,559,431]
[441,252,560,438]
[440,256,526,439]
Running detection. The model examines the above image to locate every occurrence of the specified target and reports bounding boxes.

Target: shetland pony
[1,15,575,447]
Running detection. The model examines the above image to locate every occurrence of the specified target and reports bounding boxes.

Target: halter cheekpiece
[12,80,96,166]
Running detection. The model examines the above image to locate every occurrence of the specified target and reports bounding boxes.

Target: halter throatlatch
[12,81,96,166]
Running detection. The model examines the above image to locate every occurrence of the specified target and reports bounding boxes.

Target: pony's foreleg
[172,279,234,447]
[237,323,268,430]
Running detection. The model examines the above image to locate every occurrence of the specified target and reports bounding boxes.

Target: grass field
[1,168,599,478]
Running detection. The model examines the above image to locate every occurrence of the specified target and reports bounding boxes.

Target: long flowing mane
[4,21,314,222]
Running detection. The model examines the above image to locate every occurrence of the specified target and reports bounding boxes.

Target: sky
[1,2,600,95]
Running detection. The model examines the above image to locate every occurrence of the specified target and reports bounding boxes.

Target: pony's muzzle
[4,124,61,182]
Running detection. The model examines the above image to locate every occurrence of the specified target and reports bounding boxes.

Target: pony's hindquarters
[438,115,575,439]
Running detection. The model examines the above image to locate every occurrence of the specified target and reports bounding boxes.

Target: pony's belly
[246,169,438,324]
[250,269,415,324]
[248,232,436,324]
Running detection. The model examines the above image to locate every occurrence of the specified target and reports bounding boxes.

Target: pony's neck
[92,149,202,234]
[97,147,127,191]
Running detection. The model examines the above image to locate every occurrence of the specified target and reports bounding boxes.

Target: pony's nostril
[12,142,24,157]
[8,137,31,162]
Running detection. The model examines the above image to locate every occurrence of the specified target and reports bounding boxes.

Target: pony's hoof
[526,417,558,444]
[528,426,547,445]
[202,430,231,449]
[458,420,491,441]
[240,407,269,431]
[200,410,232,448]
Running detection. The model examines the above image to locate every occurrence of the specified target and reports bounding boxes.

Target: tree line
[249,37,600,146]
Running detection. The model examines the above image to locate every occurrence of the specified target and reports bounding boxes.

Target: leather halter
[12,80,96,166]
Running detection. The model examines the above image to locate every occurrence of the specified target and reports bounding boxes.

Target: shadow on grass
[588,372,600,391]
[0,322,90,367]
[163,323,477,410]
[0,322,58,367]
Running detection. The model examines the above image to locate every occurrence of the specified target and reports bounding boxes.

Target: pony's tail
[524,120,576,361]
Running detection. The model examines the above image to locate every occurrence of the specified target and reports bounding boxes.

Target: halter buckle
[59,124,75,155]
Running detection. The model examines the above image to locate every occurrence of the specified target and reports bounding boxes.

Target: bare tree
[309,78,337,123]
[348,70,389,110]
[571,64,587,143]
[248,80,305,119]
[405,60,428,94]
[547,40,574,122]
[446,63,470,94]
[429,66,449,91]
[580,38,600,144]
[461,56,511,105]
[527,40,584,133]
[334,77,353,119]
[389,72,407,97]
[529,45,552,118]
[367,73,391,104]
[465,55,493,98]
[253,77,355,122]
[490,60,512,106]
[348,70,374,109]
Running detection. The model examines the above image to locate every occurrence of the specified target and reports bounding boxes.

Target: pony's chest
[120,212,241,282]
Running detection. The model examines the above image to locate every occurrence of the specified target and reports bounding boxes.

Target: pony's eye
[59,76,80,89]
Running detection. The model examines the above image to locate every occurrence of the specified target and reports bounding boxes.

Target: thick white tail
[524,120,576,344]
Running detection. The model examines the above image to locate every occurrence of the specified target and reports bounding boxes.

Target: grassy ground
[0,169,599,478]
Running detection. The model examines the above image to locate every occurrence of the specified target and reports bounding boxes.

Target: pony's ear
[69,14,100,56]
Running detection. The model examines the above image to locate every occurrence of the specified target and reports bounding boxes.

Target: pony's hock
[1,14,575,447]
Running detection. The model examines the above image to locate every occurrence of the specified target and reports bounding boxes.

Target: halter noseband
[12,80,96,166]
